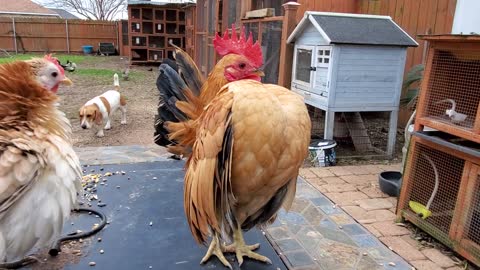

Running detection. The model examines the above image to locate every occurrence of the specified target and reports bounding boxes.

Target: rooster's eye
[51,72,58,78]
[239,63,246,69]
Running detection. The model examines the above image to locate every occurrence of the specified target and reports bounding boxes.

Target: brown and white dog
[79,73,127,137]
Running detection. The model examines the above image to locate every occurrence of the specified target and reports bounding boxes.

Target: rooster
[154,26,311,268]
[58,60,77,73]
[0,60,80,262]
[24,54,73,93]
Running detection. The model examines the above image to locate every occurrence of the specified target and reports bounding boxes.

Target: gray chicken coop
[287,12,418,156]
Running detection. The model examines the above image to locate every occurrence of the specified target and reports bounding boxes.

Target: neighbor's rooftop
[0,0,60,17]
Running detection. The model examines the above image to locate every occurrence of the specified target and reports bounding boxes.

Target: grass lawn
[0,53,143,81]
[0,53,89,64]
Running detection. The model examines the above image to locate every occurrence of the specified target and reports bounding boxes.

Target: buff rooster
[155,26,311,269]
[0,58,80,262]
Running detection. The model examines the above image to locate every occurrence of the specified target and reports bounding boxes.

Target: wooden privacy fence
[0,17,119,53]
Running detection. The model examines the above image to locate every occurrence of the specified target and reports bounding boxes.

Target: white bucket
[308,139,337,167]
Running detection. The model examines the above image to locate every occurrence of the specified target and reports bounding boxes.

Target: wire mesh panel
[458,173,480,263]
[399,131,480,266]
[416,38,480,143]
[422,48,480,129]
[307,105,399,158]
[261,20,282,84]
[401,139,465,243]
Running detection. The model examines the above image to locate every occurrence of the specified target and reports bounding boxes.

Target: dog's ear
[94,109,103,125]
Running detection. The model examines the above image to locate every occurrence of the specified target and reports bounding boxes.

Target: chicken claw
[200,234,232,269]
[224,229,272,267]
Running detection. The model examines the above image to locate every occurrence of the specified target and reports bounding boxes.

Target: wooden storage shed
[287,12,418,156]
[127,0,190,64]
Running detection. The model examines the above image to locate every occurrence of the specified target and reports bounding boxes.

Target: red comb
[213,24,263,67]
[44,54,65,75]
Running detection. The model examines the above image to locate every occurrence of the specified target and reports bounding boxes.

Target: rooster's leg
[223,228,272,266]
[200,233,232,269]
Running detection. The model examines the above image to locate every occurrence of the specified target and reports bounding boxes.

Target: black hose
[0,208,107,269]
[49,208,108,256]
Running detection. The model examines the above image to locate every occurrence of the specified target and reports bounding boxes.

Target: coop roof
[288,12,418,47]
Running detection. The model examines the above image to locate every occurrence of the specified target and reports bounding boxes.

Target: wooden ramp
[343,112,374,152]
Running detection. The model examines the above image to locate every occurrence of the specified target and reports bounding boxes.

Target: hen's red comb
[44,54,65,75]
[213,24,263,67]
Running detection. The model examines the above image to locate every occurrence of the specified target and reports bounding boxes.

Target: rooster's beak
[61,77,73,86]
[253,69,265,77]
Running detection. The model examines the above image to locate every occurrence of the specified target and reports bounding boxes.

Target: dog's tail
[114,73,120,90]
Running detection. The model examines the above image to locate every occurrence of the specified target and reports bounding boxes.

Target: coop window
[155,10,164,20]
[131,22,141,33]
[317,48,331,67]
[142,8,153,20]
[295,47,313,84]
[166,9,177,21]
[131,8,140,19]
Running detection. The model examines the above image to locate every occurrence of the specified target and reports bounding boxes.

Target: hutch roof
[288,12,418,47]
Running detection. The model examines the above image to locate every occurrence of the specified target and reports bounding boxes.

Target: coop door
[314,46,332,97]
[293,45,315,88]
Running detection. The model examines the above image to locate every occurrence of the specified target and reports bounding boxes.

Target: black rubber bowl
[379,171,403,197]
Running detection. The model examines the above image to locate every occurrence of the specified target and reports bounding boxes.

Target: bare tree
[45,0,126,20]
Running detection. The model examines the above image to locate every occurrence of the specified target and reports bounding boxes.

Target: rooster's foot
[200,234,232,269]
[225,229,272,266]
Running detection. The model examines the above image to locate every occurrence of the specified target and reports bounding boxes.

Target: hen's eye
[51,72,58,78]
[239,63,246,69]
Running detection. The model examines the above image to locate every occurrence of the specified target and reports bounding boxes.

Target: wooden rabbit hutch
[287,12,417,157]
[415,36,480,142]
[398,35,480,267]
[127,0,191,64]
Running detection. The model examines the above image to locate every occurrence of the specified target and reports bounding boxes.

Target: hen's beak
[252,69,265,77]
[61,77,73,86]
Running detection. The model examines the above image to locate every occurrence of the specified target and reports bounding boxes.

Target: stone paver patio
[75,145,465,270]
[300,165,464,270]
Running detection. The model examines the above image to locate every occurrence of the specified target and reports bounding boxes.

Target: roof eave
[389,18,419,46]
[308,14,332,44]
[331,41,418,47]
[0,11,60,17]
[304,11,392,20]
[287,13,332,44]
[287,12,309,43]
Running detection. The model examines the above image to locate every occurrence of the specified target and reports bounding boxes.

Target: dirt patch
[57,56,162,148]
[57,56,403,166]
[31,240,89,270]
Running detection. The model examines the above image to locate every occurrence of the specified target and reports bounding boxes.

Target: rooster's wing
[184,80,311,245]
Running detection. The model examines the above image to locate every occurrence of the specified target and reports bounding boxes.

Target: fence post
[65,20,70,53]
[12,17,17,54]
[116,21,119,52]
[278,1,300,88]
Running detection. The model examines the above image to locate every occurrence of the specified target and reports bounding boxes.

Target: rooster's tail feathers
[113,73,120,90]
[154,45,205,153]
[154,64,189,148]
[170,44,204,96]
